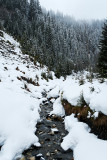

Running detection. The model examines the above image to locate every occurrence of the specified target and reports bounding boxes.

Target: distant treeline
[0,0,103,77]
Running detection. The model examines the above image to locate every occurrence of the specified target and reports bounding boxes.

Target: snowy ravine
[0,30,54,160]
[0,30,107,160]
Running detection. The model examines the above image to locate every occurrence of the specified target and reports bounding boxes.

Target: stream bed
[20,98,73,160]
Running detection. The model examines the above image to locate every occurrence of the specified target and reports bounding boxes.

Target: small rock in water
[39,131,44,135]
[51,152,55,155]
[34,142,41,147]
[48,131,54,136]
[51,128,59,134]
[48,144,51,147]
[36,153,45,160]
[52,124,56,128]
[36,153,43,157]
[41,141,44,144]
[61,133,65,136]
[55,149,59,153]
[46,152,51,156]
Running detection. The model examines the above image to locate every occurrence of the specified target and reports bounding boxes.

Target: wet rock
[35,143,41,148]
[36,153,43,157]
[48,131,54,136]
[40,132,47,138]
[52,124,56,128]
[46,152,51,157]
[51,128,59,134]
[40,141,44,144]
[45,138,50,141]
[43,121,51,128]
[61,133,66,136]
[36,153,45,160]
[50,152,55,155]
[54,149,59,153]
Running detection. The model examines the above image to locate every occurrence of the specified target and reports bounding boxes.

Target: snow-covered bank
[0,88,40,160]
[62,76,107,115]
[0,30,51,160]
[47,75,107,116]
[61,115,107,160]
[50,97,65,117]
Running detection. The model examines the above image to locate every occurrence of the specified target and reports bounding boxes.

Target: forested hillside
[0,0,104,77]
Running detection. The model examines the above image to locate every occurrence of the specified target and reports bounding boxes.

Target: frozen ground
[0,30,107,160]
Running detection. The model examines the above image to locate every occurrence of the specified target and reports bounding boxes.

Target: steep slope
[0,30,51,160]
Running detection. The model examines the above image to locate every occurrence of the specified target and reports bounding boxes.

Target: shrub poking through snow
[24,83,30,92]
[16,66,19,71]
[90,87,95,92]
[86,73,94,83]
[4,66,8,70]
[41,72,46,79]
[21,76,36,85]
[77,92,87,107]
[0,31,3,37]
[41,72,48,81]
[61,91,64,101]
[36,75,39,81]
[98,78,105,83]
[79,78,85,85]
[6,40,12,45]
[17,76,22,81]
[47,72,53,80]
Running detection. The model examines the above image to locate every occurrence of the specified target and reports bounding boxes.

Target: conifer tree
[98,20,107,78]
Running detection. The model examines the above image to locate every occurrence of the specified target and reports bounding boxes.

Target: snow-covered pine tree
[98,20,107,78]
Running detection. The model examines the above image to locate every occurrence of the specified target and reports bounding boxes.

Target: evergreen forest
[0,0,105,77]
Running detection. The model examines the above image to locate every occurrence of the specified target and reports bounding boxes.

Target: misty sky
[39,0,107,20]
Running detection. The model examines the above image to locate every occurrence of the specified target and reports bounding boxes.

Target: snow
[92,111,99,119]
[61,114,107,160]
[0,88,40,160]
[50,97,65,117]
[47,85,60,98]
